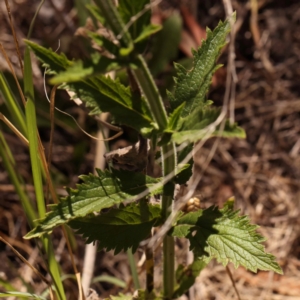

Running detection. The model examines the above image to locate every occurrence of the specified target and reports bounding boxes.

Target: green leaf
[24,40,72,74]
[166,102,186,132]
[172,258,207,298]
[49,61,93,84]
[69,202,161,254]
[178,105,221,131]
[64,75,155,132]
[118,0,151,41]
[171,106,246,144]
[168,13,236,117]
[172,123,246,144]
[157,102,186,146]
[26,39,155,132]
[25,39,119,79]
[134,24,162,44]
[25,169,161,239]
[86,30,122,57]
[170,204,283,274]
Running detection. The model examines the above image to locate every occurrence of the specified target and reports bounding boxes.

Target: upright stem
[132,55,168,131]
[161,143,176,299]
[95,1,176,297]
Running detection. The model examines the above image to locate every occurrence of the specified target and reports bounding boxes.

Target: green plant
[5,0,282,299]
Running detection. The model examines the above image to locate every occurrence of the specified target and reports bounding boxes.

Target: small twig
[226,266,241,300]
[0,113,29,146]
[0,236,54,297]
[0,43,26,106]
[45,85,57,205]
[4,0,24,76]
[250,0,275,75]
[42,71,123,141]
[222,0,238,124]
[27,0,46,39]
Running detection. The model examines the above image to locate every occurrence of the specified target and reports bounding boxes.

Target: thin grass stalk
[0,132,36,225]
[0,72,27,135]
[24,46,66,300]
[127,248,141,290]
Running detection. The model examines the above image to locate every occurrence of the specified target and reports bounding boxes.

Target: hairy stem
[95,1,176,297]
[132,55,168,131]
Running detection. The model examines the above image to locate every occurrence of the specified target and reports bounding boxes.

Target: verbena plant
[3,0,281,299]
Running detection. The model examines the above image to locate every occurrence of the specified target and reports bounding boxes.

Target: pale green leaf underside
[25,169,161,239]
[171,205,282,274]
[172,124,246,144]
[49,61,94,84]
[168,13,236,117]
[171,106,246,144]
[69,202,162,254]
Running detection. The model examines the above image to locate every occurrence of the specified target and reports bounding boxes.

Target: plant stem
[95,1,176,297]
[132,55,168,131]
[161,143,176,299]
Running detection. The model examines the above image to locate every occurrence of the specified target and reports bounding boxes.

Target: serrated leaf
[25,41,153,132]
[64,75,155,132]
[179,105,221,131]
[170,204,283,274]
[172,258,207,298]
[25,169,162,239]
[172,123,246,144]
[26,39,119,79]
[168,13,235,117]
[157,102,186,146]
[24,40,72,74]
[166,102,186,132]
[49,61,93,84]
[171,106,246,144]
[69,202,162,254]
